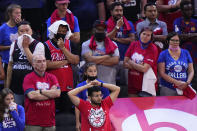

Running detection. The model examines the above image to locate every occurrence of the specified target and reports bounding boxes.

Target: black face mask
[94,32,106,41]
[55,33,66,40]
[87,75,97,81]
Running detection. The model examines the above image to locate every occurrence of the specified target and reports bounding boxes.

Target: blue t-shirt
[0,23,18,64]
[0,105,25,131]
[158,49,193,90]
[46,16,80,37]
[106,21,135,60]
[76,80,110,100]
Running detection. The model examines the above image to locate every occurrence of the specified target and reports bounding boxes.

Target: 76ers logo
[88,107,106,127]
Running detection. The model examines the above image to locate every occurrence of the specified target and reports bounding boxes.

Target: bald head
[32,54,47,75]
[32,54,44,63]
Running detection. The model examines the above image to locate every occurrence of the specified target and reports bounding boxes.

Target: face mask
[94,32,106,41]
[169,45,179,52]
[55,33,66,40]
[87,75,97,81]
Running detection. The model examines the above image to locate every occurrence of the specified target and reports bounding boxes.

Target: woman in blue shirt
[0,88,25,131]
[75,63,110,131]
[158,32,194,96]
[0,4,22,70]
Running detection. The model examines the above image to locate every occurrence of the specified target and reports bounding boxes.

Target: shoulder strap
[29,40,39,53]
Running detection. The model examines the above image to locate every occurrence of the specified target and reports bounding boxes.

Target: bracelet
[101,82,103,87]
[186,81,190,85]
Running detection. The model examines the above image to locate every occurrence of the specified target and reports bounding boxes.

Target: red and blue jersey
[45,40,74,92]
[174,17,197,63]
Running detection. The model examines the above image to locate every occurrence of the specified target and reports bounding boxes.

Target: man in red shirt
[68,80,120,131]
[23,54,61,131]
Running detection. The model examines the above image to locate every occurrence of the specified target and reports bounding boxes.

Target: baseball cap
[93,20,106,29]
[56,0,70,4]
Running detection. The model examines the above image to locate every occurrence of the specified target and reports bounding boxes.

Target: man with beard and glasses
[44,20,79,113]
[106,2,135,97]
[68,79,120,131]
[81,20,119,85]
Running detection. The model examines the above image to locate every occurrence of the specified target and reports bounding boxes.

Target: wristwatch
[115,26,120,30]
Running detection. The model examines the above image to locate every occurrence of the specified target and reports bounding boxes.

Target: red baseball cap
[93,20,106,29]
[56,0,70,4]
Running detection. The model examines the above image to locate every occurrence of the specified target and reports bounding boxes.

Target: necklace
[168,49,180,60]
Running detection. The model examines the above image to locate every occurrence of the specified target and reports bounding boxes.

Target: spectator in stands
[75,63,110,131]
[68,79,120,131]
[0,55,5,91]
[174,0,197,64]
[106,2,135,95]
[6,21,44,105]
[23,54,60,131]
[156,0,183,32]
[81,20,119,85]
[158,32,194,96]
[124,27,158,97]
[69,0,106,43]
[106,0,147,24]
[173,0,197,88]
[0,88,25,131]
[0,0,12,25]
[47,0,80,44]
[137,3,168,42]
[44,20,79,113]
[0,4,22,74]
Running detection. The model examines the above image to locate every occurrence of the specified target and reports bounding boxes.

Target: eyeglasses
[170,39,180,43]
[92,94,103,98]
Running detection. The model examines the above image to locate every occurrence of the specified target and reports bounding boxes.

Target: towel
[48,20,72,40]
[142,67,157,96]
[51,9,74,32]
[107,16,132,34]
[89,36,117,54]
[176,85,196,99]
[17,34,34,54]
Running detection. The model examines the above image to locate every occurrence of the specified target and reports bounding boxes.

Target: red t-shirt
[158,0,181,32]
[77,96,113,131]
[23,72,59,127]
[125,41,158,94]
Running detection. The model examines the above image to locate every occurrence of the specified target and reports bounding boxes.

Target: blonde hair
[6,4,21,21]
